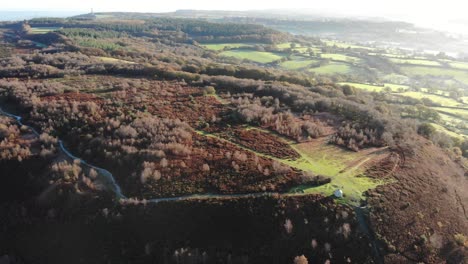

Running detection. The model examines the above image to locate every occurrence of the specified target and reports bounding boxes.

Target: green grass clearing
[30,27,60,34]
[198,127,389,204]
[433,107,468,119]
[449,61,468,70]
[389,58,441,66]
[338,82,409,92]
[396,91,463,107]
[321,53,361,63]
[202,43,255,51]
[430,123,466,140]
[400,66,468,85]
[219,49,284,63]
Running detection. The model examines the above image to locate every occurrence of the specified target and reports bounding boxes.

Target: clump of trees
[233,96,326,141]
[330,123,381,151]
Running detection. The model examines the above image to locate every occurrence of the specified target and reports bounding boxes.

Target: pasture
[30,27,60,34]
[400,66,468,85]
[202,43,254,51]
[397,91,463,107]
[338,82,409,92]
[389,58,441,66]
[280,59,319,70]
[308,62,353,75]
[219,49,284,63]
[321,53,361,63]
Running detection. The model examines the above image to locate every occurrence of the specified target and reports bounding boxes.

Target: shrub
[203,86,216,95]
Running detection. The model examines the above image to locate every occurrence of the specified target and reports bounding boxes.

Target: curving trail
[0,106,311,203]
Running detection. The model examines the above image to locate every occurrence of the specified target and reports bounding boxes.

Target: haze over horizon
[1,0,467,35]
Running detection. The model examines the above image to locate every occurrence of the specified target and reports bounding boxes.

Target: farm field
[29,27,60,34]
[219,49,284,63]
[338,82,409,92]
[389,58,441,66]
[201,43,254,51]
[279,58,319,69]
[397,91,463,107]
[400,65,468,85]
[308,62,353,74]
[276,42,301,49]
[449,61,468,70]
[433,106,468,116]
[430,123,467,140]
[321,53,361,63]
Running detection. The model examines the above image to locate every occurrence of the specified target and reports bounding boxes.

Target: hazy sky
[2,0,466,33]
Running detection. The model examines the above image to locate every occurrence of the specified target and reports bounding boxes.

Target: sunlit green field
[321,53,361,63]
[280,59,319,70]
[308,62,353,75]
[338,82,409,92]
[30,27,60,34]
[276,42,302,49]
[433,107,468,119]
[219,50,284,63]
[400,66,468,85]
[389,58,441,66]
[202,43,254,51]
[287,140,389,203]
[449,61,468,70]
[397,91,463,107]
[430,123,466,140]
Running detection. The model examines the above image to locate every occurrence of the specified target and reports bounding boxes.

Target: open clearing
[30,27,60,34]
[219,49,284,63]
[95,56,136,64]
[287,139,389,203]
[202,126,390,204]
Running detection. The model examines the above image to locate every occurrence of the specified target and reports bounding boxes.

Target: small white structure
[334,189,343,198]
